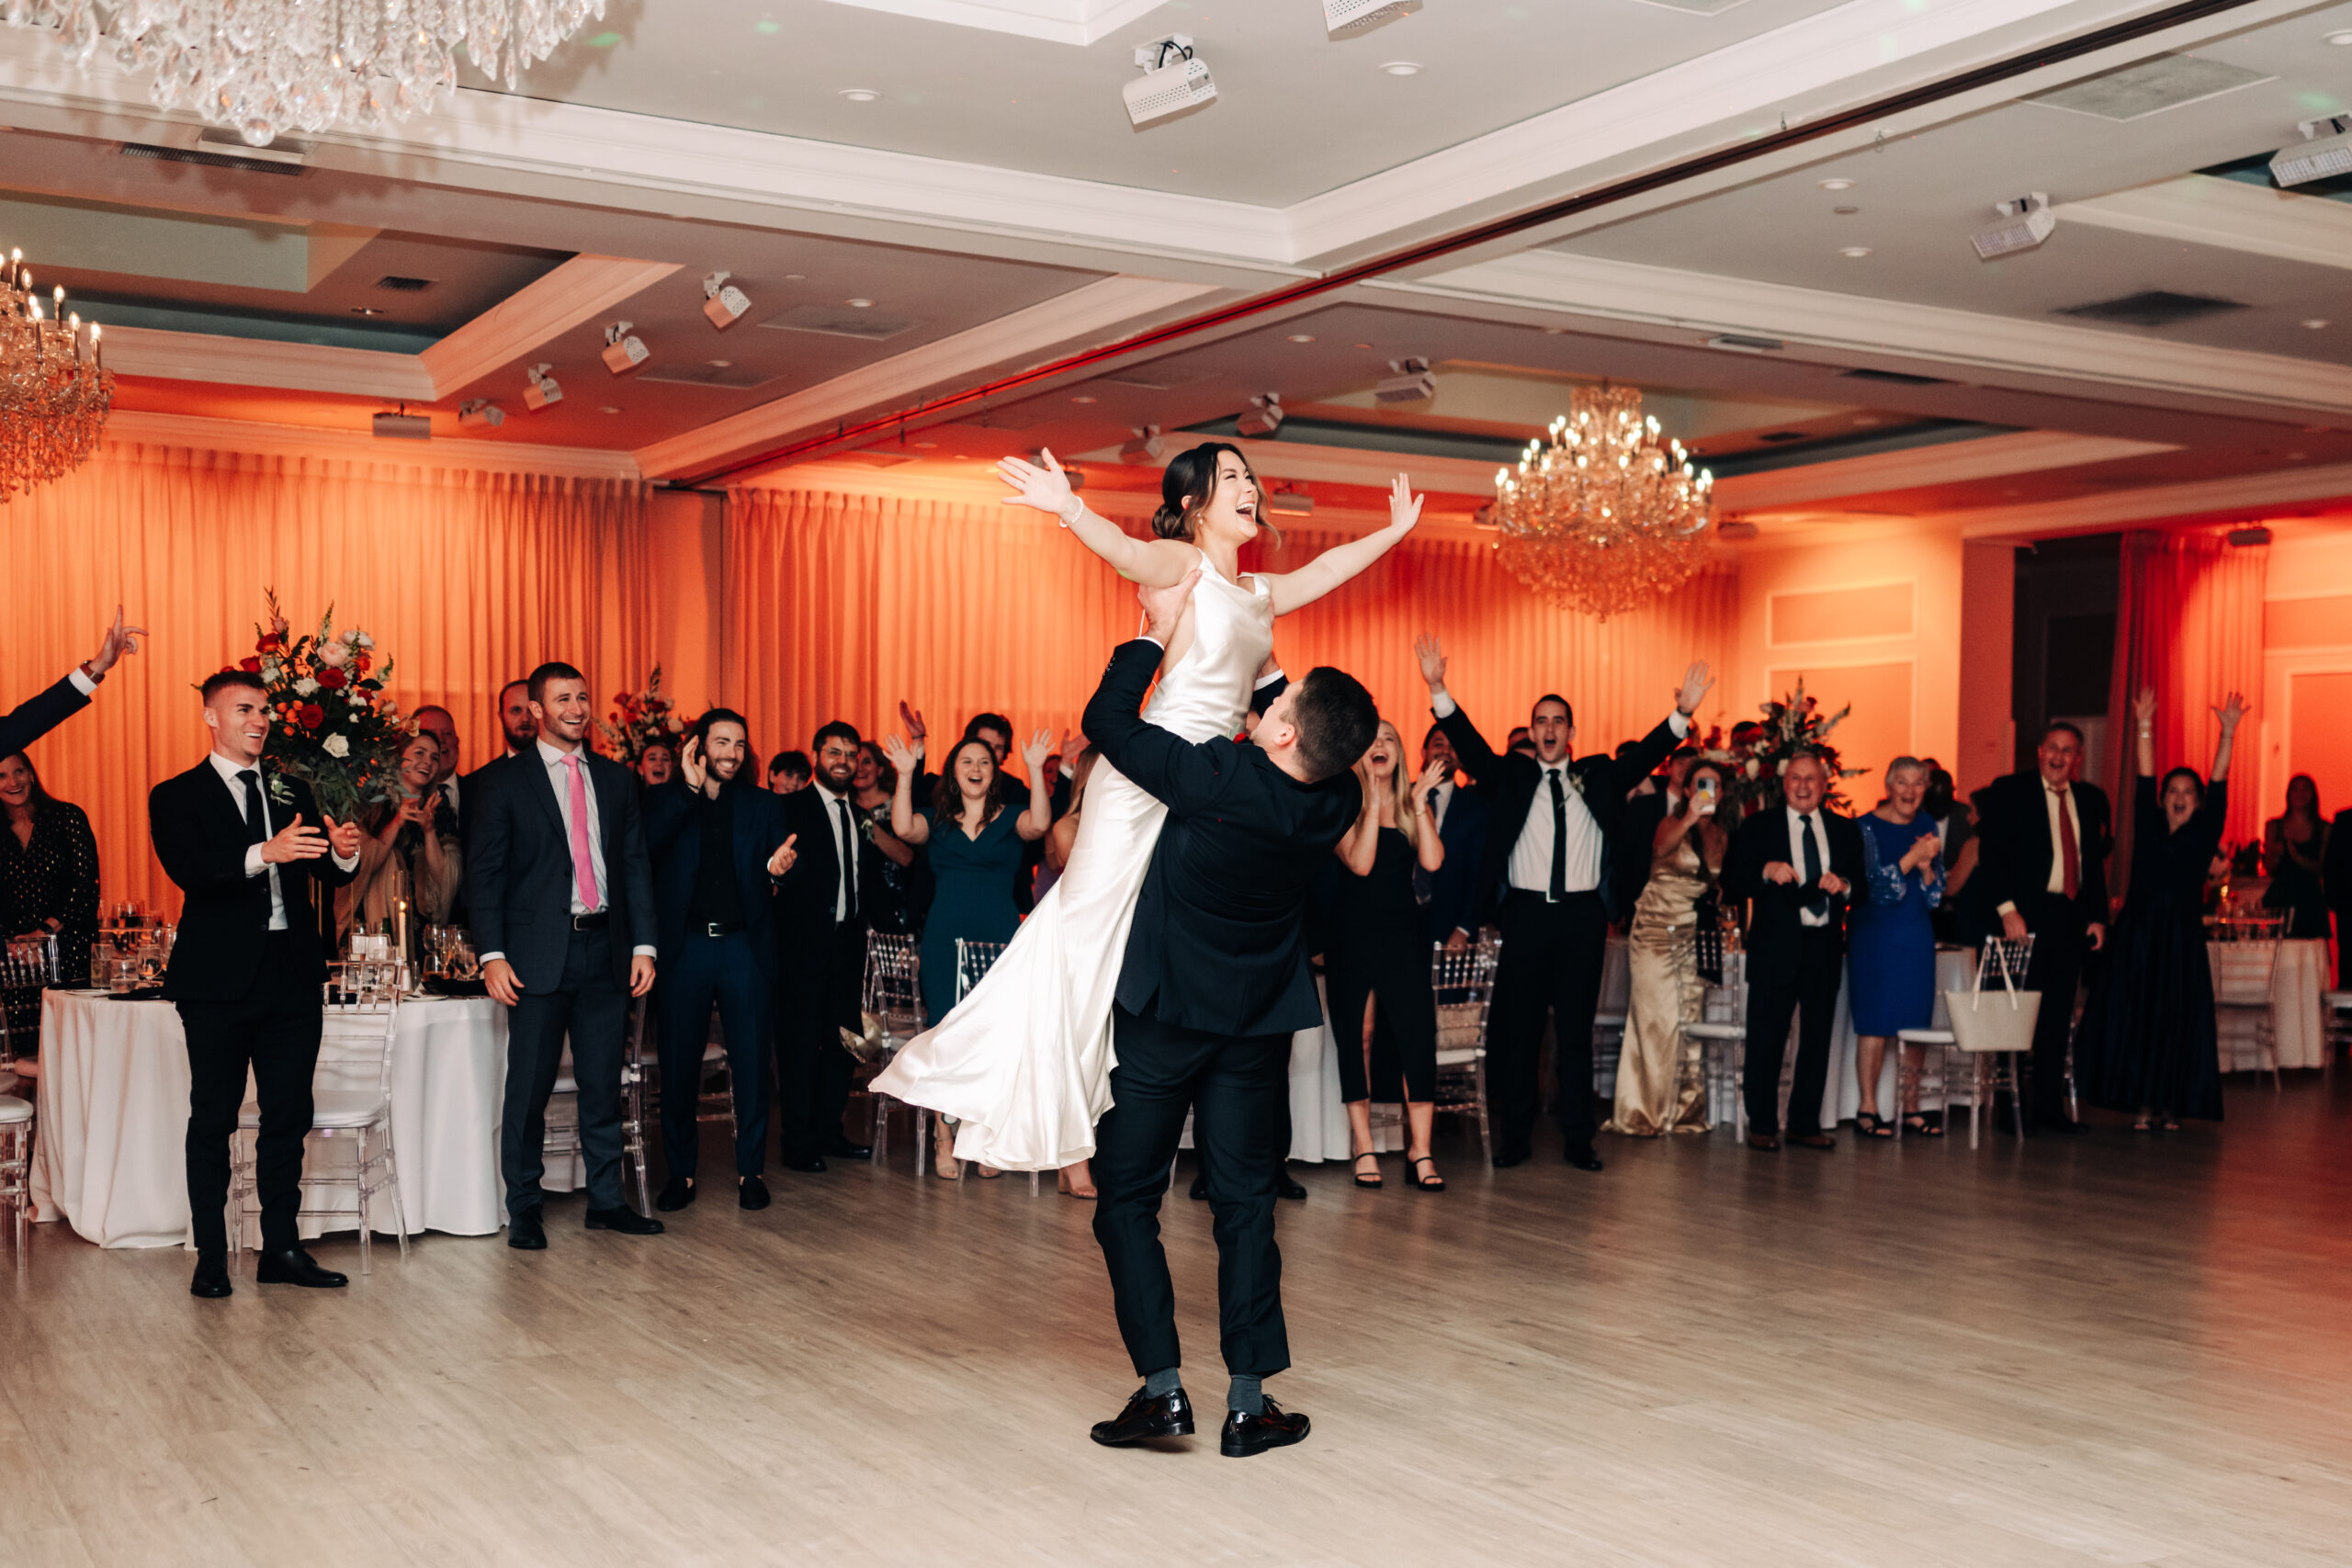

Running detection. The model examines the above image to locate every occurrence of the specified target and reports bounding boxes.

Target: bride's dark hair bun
[1152,442,1253,541]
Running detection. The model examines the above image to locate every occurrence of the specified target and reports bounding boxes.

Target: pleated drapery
[721,489,1736,763]
[0,444,652,908]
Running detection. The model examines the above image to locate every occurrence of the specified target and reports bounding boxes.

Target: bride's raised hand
[879,733,919,776]
[998,448,1076,517]
[1388,473,1425,535]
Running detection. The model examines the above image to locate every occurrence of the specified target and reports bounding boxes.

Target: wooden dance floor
[6,1083,2350,1568]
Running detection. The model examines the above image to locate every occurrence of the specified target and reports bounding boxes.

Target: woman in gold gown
[1608,760,1730,1135]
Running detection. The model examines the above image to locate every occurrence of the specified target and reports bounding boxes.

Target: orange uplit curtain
[0,444,652,911]
[2103,527,2267,890]
[720,488,1736,761]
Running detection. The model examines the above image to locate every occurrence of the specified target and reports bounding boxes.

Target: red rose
[300,703,325,728]
[317,667,347,690]
[238,656,263,672]
[255,635,280,653]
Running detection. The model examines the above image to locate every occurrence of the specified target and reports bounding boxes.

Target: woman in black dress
[1329,720,1449,1190]
[2,750,100,1045]
[2076,688,2243,1131]
[2261,773,2329,940]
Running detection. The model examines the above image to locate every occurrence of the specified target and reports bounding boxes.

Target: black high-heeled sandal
[1351,1152,1382,1189]
[1406,1155,1445,1192]
[1855,1111,1894,1138]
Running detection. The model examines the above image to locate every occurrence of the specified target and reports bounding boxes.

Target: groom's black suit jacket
[1083,638,1361,1040]
[149,763,354,1001]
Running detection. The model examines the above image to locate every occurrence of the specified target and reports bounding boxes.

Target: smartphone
[1693,776,1719,816]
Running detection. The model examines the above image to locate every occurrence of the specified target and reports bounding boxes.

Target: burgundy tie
[2057,787,2080,902]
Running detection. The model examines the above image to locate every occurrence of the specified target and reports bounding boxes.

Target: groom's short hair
[1291,667,1378,784]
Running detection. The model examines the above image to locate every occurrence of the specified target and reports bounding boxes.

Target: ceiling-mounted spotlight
[2272,118,2352,187]
[1120,425,1166,465]
[1324,0,1422,37]
[524,363,563,412]
[601,321,650,375]
[1267,486,1314,516]
[458,399,505,429]
[702,271,752,330]
[372,405,430,441]
[1970,192,2054,260]
[1125,35,1216,128]
[2227,525,2273,547]
[1375,356,1435,405]
[1716,519,1760,542]
[1236,392,1284,439]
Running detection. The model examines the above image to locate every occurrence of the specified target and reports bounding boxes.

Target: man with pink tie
[469,661,662,1248]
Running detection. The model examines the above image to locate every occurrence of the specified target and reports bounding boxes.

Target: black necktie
[1799,812,1826,913]
[1547,769,1568,900]
[237,769,268,847]
[832,796,858,921]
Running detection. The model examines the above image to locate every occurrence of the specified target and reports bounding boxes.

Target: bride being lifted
[872,442,1425,1176]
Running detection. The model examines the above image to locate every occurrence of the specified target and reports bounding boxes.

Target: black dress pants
[1741,926,1843,1138]
[655,931,773,1181]
[178,931,319,1259]
[2019,892,2089,1125]
[1485,890,1608,1147]
[502,925,628,1217]
[1091,1004,1290,1380]
[775,918,863,1161]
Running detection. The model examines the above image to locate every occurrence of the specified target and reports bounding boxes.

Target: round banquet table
[28,989,566,1249]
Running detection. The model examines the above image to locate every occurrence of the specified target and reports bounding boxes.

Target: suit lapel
[525,749,567,842]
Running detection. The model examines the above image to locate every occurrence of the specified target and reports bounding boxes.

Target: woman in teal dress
[881,728,1056,1177]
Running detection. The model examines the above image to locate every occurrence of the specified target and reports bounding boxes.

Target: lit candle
[397,897,408,963]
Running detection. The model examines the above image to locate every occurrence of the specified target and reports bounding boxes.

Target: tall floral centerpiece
[1702,679,1868,817]
[596,667,685,764]
[244,590,411,820]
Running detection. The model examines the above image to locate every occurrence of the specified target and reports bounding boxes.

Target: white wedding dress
[871,547,1275,1169]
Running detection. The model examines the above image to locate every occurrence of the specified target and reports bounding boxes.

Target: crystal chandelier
[1489,384,1715,620]
[1,249,114,504]
[8,1,606,147]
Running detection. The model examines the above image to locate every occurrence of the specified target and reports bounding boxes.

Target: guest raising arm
[1,606,145,758]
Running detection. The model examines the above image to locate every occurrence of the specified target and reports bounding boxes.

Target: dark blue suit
[0,674,90,759]
[642,777,791,1181]
[1418,780,1490,948]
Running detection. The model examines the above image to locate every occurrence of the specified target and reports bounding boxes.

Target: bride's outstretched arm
[1263,474,1423,616]
[998,449,1197,587]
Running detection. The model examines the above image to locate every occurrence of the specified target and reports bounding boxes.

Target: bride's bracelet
[1057,496,1085,529]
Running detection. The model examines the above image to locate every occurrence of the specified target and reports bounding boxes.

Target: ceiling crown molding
[99,323,437,401]
[2057,175,2352,275]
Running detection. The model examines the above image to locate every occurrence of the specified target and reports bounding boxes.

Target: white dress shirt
[482,739,656,964]
[1429,688,1690,900]
[811,779,860,923]
[1785,805,1833,928]
[67,667,99,698]
[207,750,359,931]
[1995,778,2087,918]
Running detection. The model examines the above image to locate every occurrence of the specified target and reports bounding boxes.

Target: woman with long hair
[1,750,100,1032]
[1849,757,1945,1136]
[881,729,1054,1178]
[872,444,1423,1171]
[337,732,460,948]
[1328,721,1449,1189]
[2076,688,2244,1131]
[853,739,918,935]
[1608,757,1729,1137]
[2262,773,2329,940]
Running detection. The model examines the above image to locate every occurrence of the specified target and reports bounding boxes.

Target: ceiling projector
[1325,0,1422,38]
[1375,356,1435,405]
[2271,118,2352,188]
[1970,193,2054,260]
[1125,36,1216,128]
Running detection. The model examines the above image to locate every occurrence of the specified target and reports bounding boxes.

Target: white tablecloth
[28,990,535,1249]
[1823,946,1979,1125]
[2210,939,2326,1072]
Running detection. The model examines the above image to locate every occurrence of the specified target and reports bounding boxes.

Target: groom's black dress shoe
[507,1207,547,1249]
[1089,1386,1195,1446]
[1277,1172,1307,1201]
[190,1258,232,1299]
[1492,1140,1533,1168]
[655,1177,696,1212]
[1220,1398,1310,1458]
[822,1136,873,1161]
[779,1154,828,1174]
[1563,1143,1604,1172]
[585,1204,664,1235]
[255,1247,347,1288]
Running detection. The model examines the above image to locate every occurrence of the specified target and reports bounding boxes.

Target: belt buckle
[705,921,729,938]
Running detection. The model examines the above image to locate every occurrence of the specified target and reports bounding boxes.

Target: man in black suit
[1415,635,1712,1171]
[2,606,144,757]
[453,679,537,833]
[151,669,363,1298]
[1723,750,1867,1150]
[642,707,797,1213]
[1083,569,1374,1461]
[1969,721,2109,1133]
[470,660,662,1248]
[1416,722,1489,951]
[770,720,879,1171]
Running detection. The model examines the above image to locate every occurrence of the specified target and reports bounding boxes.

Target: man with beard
[457,679,539,845]
[643,709,797,1210]
[770,722,879,1171]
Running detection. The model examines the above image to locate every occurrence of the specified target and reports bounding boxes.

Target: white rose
[294,677,320,696]
[322,733,351,759]
[314,639,348,668]
[1745,759,1760,778]
[261,660,282,682]
[352,631,375,649]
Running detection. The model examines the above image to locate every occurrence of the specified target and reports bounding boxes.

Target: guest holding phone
[1608,760,1728,1136]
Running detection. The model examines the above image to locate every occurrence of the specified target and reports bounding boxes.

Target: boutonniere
[859,817,877,844]
[266,772,295,805]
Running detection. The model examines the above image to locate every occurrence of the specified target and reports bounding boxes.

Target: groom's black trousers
[1092,1003,1290,1380]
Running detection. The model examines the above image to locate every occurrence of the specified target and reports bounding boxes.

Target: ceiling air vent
[375,276,434,292]
[1838,367,1952,387]
[1705,333,1784,354]
[119,141,304,176]
[2055,290,2246,328]
[2028,54,2272,121]
[758,303,916,341]
[638,364,777,390]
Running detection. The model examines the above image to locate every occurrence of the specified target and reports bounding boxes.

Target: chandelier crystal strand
[6,1,605,146]
[0,248,115,503]
[1489,384,1715,620]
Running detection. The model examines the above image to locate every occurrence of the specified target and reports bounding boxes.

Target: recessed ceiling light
[1839,245,1873,258]
[1852,416,1882,426]
[784,273,806,281]
[2304,318,2331,329]
[1070,394,1097,404]
[707,358,733,368]
[1381,62,1423,76]
[1286,333,1316,343]
[911,439,937,448]
[600,405,622,414]
[2327,28,2352,45]
[1542,326,1569,335]
[1353,341,1374,349]
[845,297,874,308]
[350,306,383,316]
[1833,205,1860,215]
[1818,177,1855,191]
[839,88,879,102]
